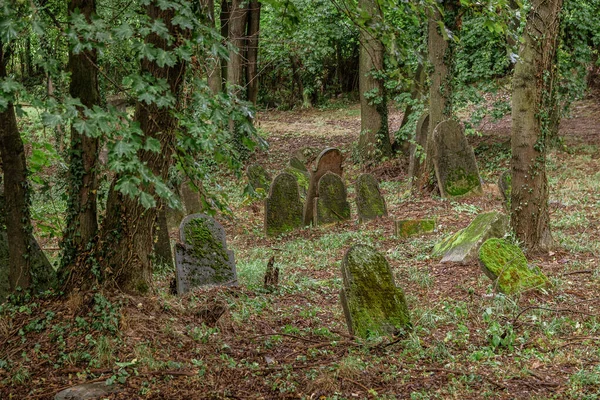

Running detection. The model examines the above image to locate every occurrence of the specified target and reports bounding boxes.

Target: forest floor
[2,95,600,399]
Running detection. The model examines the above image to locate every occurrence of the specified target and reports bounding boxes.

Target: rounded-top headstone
[304,148,343,225]
[314,172,351,225]
[264,172,303,236]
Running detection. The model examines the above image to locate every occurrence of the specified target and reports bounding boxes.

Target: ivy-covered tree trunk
[510,0,563,251]
[61,0,101,271]
[0,42,32,291]
[246,0,261,105]
[417,4,455,193]
[96,2,188,294]
[357,0,392,164]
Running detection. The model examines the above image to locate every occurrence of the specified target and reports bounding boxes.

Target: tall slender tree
[246,0,261,105]
[510,0,563,251]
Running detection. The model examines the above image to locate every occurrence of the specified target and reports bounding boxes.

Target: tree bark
[246,0,261,105]
[510,0,562,251]
[202,0,221,94]
[220,1,231,89]
[357,0,392,164]
[61,0,101,272]
[96,2,188,294]
[0,42,32,291]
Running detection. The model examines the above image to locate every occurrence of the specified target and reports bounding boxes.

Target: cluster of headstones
[409,114,483,198]
[249,148,389,237]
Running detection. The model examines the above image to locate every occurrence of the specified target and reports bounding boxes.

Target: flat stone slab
[408,112,429,186]
[340,245,410,338]
[175,214,236,294]
[264,172,303,236]
[479,238,549,294]
[395,219,436,238]
[314,172,351,225]
[246,164,272,192]
[432,212,508,264]
[432,120,482,198]
[303,148,343,225]
[55,381,118,400]
[355,174,387,222]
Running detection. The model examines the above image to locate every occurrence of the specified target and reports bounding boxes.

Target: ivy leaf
[144,137,161,153]
[139,191,156,209]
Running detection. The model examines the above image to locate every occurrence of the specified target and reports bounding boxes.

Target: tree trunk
[246,0,261,105]
[220,1,231,89]
[0,42,32,291]
[510,0,562,251]
[417,5,455,194]
[357,0,392,164]
[202,0,221,94]
[393,60,426,155]
[61,0,101,273]
[96,2,188,294]
[153,203,173,267]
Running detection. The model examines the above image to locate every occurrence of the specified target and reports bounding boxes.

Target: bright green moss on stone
[432,212,508,263]
[479,238,549,294]
[395,219,436,238]
[340,245,410,338]
[284,166,309,197]
[445,168,482,197]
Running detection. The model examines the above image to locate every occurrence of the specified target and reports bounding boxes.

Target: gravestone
[303,148,343,225]
[408,113,430,188]
[181,180,202,215]
[314,172,351,225]
[285,157,310,197]
[432,120,483,198]
[432,212,508,264]
[264,173,303,236]
[0,177,55,302]
[498,170,511,210]
[355,174,387,222]
[340,245,410,338]
[174,214,236,294]
[395,219,436,238]
[246,164,272,192]
[293,147,320,164]
[479,238,549,294]
[289,156,308,172]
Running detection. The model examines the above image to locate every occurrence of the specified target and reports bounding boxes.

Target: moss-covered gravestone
[174,214,237,294]
[395,219,436,238]
[314,172,351,225]
[432,120,483,198]
[408,113,429,187]
[498,170,511,211]
[303,148,343,225]
[246,164,272,192]
[340,245,410,338]
[285,157,310,198]
[264,173,303,236]
[479,238,549,294]
[355,174,387,222]
[432,212,508,264]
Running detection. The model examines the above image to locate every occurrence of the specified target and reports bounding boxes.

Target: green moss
[445,167,481,197]
[341,245,410,338]
[479,238,549,294]
[432,212,507,262]
[285,166,309,195]
[355,174,387,222]
[316,173,351,225]
[265,173,303,236]
[395,219,436,238]
[184,218,233,283]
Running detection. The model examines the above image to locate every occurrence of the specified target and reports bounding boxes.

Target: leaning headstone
[432,212,508,264]
[314,172,351,225]
[395,219,436,238]
[264,173,303,236]
[479,238,549,294]
[432,120,483,198]
[408,113,429,188]
[498,170,511,210]
[355,174,387,222]
[174,214,236,294]
[340,245,410,338]
[0,176,55,302]
[246,164,272,192]
[55,381,118,400]
[293,147,320,164]
[285,157,310,197]
[289,156,308,172]
[303,148,343,225]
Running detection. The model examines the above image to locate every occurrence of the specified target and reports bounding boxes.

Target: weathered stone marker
[479,238,549,294]
[408,112,430,187]
[432,212,508,264]
[498,170,511,210]
[314,172,351,225]
[355,174,387,222]
[174,214,236,294]
[340,245,410,338]
[246,164,272,192]
[395,219,436,238]
[303,148,343,225]
[285,157,310,197]
[432,120,482,198]
[264,172,303,236]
